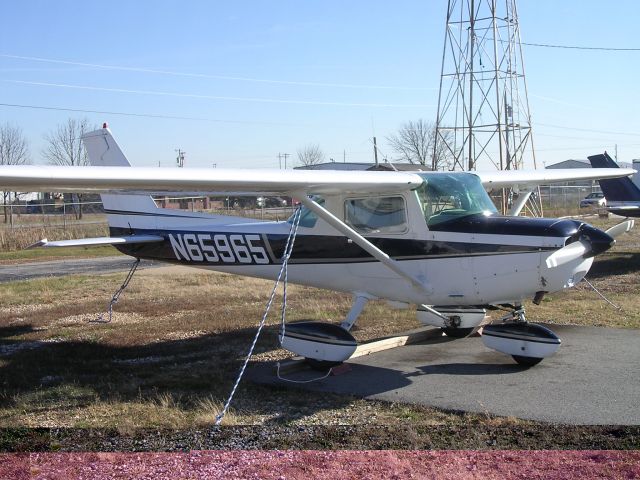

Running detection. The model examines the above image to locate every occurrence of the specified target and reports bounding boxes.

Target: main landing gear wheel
[305,358,342,371]
[511,355,543,367]
[441,326,475,338]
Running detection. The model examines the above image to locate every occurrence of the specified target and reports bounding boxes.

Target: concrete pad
[252,324,640,425]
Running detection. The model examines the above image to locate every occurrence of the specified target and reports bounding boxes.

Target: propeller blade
[605,219,635,239]
[545,240,589,268]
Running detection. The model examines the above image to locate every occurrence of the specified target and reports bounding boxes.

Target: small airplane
[588,152,640,217]
[0,125,636,368]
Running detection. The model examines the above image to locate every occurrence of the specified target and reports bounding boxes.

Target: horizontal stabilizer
[27,235,164,249]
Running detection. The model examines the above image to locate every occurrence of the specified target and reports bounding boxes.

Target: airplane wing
[0,165,634,196]
[0,165,424,196]
[476,168,636,190]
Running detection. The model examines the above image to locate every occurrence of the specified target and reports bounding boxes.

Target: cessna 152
[0,125,635,367]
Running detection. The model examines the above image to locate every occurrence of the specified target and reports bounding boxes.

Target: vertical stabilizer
[82,124,159,226]
[588,153,640,202]
[83,125,132,167]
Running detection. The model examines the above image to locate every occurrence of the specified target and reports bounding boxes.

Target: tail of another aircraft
[82,124,160,228]
[588,152,640,202]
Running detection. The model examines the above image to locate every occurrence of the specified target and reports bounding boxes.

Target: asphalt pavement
[0,256,159,282]
[252,324,640,425]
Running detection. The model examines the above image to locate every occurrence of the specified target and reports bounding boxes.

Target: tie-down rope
[215,207,302,425]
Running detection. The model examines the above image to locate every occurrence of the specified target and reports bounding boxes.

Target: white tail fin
[82,125,158,223]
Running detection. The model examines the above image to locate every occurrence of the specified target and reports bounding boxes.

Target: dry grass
[0,267,426,428]
[0,223,109,251]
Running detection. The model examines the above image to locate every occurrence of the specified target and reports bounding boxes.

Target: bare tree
[296,144,325,166]
[0,124,30,223]
[42,118,93,219]
[387,119,452,170]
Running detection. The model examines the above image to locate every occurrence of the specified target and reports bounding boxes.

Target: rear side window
[345,196,407,234]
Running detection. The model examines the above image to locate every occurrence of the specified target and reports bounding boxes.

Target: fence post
[63,202,66,230]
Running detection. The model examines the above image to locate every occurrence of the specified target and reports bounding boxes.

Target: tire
[305,358,342,371]
[512,355,543,367]
[441,326,475,338]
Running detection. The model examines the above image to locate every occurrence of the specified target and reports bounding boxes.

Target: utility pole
[343,149,346,163]
[373,137,379,167]
[282,153,290,169]
[175,149,186,168]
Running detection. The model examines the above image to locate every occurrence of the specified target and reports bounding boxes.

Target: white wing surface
[0,165,632,196]
[477,168,635,189]
[0,165,424,196]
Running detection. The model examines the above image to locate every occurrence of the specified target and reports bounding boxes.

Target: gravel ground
[1,425,639,451]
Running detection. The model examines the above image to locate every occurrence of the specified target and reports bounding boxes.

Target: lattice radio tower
[433,0,542,215]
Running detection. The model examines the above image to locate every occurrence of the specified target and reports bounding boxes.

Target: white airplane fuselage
[108,187,606,309]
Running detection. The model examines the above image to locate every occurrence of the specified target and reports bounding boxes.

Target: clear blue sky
[1,0,639,169]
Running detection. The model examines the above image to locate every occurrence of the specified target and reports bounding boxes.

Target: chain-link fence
[0,196,297,231]
[539,184,602,211]
[0,200,105,230]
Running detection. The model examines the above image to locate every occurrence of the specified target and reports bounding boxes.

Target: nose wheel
[511,355,543,367]
[481,307,561,367]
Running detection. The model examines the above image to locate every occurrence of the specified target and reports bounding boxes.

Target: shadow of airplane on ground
[0,322,357,424]
[588,252,640,279]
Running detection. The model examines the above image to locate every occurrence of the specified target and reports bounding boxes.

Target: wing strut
[509,190,533,216]
[295,194,432,296]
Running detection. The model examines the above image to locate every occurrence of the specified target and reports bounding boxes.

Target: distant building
[545,159,590,169]
[546,158,632,169]
[296,161,431,172]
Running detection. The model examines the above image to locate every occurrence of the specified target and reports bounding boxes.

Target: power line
[0,102,310,127]
[536,122,640,137]
[0,53,433,91]
[522,42,640,51]
[3,79,433,108]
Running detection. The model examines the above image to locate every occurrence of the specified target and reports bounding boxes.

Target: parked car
[579,192,606,208]
[256,196,289,208]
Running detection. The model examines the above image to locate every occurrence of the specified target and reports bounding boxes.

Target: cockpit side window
[344,196,407,234]
[416,173,497,227]
[288,197,323,228]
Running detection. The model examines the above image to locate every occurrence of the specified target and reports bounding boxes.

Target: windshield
[416,172,497,227]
